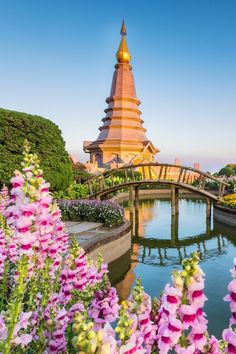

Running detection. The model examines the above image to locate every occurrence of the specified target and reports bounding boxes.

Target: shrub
[219,166,235,177]
[0,108,73,191]
[139,184,171,190]
[72,162,92,183]
[192,179,220,191]
[57,199,124,227]
[106,169,142,180]
[53,183,88,199]
[220,193,236,209]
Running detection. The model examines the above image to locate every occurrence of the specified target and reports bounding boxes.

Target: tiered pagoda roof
[84,21,159,166]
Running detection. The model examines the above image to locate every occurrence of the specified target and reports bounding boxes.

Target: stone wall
[214,204,236,227]
[85,220,131,264]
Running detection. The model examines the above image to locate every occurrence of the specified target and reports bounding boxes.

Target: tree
[0,108,73,191]
[227,164,236,174]
[218,166,235,177]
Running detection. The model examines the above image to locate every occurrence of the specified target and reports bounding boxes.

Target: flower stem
[3,255,28,354]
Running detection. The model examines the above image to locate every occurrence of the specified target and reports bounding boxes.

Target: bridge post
[129,186,134,212]
[171,214,179,246]
[206,214,211,236]
[206,199,212,219]
[135,208,139,236]
[171,186,176,215]
[134,186,139,211]
[129,186,134,236]
[171,186,179,215]
[134,186,139,236]
[175,188,179,214]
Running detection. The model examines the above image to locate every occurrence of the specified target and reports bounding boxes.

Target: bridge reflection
[108,200,235,300]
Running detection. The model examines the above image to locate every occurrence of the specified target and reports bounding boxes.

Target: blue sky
[0,0,235,172]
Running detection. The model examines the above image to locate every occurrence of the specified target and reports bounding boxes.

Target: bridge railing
[85,163,229,199]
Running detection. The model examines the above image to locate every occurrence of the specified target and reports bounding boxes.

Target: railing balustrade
[85,163,229,200]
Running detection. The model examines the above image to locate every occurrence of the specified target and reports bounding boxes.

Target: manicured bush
[0,108,73,191]
[57,199,124,227]
[53,183,88,199]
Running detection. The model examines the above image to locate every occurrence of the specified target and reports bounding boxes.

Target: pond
[108,197,236,339]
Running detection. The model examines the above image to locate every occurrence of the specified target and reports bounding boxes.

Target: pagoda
[83,21,159,167]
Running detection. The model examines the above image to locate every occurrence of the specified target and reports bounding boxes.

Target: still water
[108,197,236,339]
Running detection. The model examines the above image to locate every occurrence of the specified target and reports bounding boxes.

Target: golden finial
[120,19,127,36]
[116,20,131,64]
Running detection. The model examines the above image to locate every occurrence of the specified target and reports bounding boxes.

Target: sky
[0,0,235,172]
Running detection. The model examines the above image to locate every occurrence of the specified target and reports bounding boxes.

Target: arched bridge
[85,163,228,201]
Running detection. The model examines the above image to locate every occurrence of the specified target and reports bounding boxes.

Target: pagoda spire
[116,20,131,64]
[120,19,127,35]
[83,22,159,167]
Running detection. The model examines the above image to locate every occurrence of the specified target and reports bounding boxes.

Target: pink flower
[119,334,145,354]
[178,304,196,329]
[208,335,220,354]
[10,175,24,189]
[39,182,50,193]
[20,204,36,218]
[0,315,7,340]
[12,334,33,347]
[89,287,120,327]
[230,312,236,326]
[165,316,182,343]
[16,217,32,233]
[161,284,182,314]
[188,280,207,308]
[40,196,52,209]
[224,279,236,312]
[175,344,196,354]
[157,332,172,354]
[223,329,236,354]
[188,322,207,350]
[100,323,117,353]
[0,186,9,213]
[67,303,84,320]
[13,312,32,337]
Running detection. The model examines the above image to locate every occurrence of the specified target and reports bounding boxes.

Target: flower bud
[97,330,103,342]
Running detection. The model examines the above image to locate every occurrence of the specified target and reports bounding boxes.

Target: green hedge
[0,108,73,191]
[53,183,88,199]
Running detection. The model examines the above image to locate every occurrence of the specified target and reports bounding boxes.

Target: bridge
[85,163,228,215]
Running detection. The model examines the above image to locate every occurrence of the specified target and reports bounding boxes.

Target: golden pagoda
[84,21,159,167]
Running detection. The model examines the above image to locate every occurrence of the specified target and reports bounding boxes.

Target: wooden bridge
[85,163,228,202]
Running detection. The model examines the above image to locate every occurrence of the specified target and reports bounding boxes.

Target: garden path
[65,221,105,247]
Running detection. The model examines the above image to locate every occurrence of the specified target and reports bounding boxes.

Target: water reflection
[108,198,236,338]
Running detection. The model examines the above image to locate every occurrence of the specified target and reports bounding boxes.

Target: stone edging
[82,220,131,254]
[213,204,236,227]
[214,204,236,215]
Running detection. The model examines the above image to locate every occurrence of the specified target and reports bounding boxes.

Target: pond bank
[213,204,236,227]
